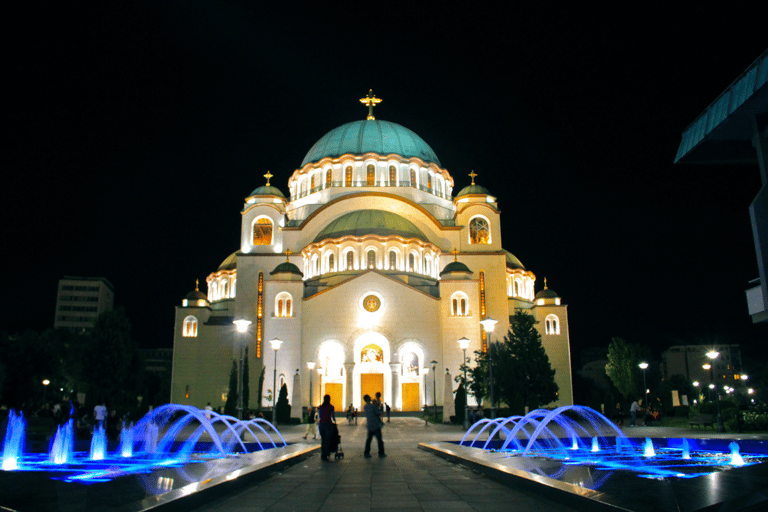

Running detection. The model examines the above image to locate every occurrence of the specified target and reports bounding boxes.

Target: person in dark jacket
[317,395,336,461]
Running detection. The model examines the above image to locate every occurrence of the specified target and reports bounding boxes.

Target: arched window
[469,217,490,244]
[276,292,293,317]
[514,279,522,297]
[410,168,416,188]
[325,169,332,188]
[313,255,319,275]
[221,280,228,298]
[328,253,335,272]
[389,165,396,185]
[408,253,415,272]
[346,250,354,270]
[423,256,430,275]
[389,250,397,270]
[545,314,560,335]
[450,293,469,316]
[427,173,432,191]
[310,174,315,191]
[367,164,375,186]
[367,250,376,269]
[345,166,352,187]
[252,217,273,246]
[183,316,198,337]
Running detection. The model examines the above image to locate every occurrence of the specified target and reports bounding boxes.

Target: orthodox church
[171,92,574,415]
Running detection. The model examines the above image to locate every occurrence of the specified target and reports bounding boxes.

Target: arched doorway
[353,332,391,410]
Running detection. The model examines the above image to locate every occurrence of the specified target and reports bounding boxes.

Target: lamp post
[706,350,725,432]
[638,362,649,412]
[307,361,316,409]
[42,379,50,404]
[479,317,498,419]
[431,360,438,420]
[458,337,470,429]
[233,319,252,420]
[269,338,283,424]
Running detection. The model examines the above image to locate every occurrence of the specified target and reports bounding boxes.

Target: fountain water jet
[729,442,744,466]
[682,438,690,459]
[89,424,107,460]
[2,411,25,471]
[643,438,655,457]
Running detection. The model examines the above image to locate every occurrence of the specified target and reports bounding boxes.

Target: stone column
[344,363,355,410]
[390,363,401,411]
[443,369,455,423]
[290,369,302,420]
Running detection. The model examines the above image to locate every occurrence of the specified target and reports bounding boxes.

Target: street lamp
[269,338,283,424]
[706,350,724,432]
[458,337,470,430]
[307,362,316,409]
[430,360,438,420]
[42,379,50,404]
[479,317,498,419]
[233,319,252,420]
[638,362,648,410]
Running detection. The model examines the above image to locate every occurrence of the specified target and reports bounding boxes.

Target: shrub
[276,383,291,423]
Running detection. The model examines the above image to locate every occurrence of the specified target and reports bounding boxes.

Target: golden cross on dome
[264,171,273,186]
[468,170,477,185]
[544,277,548,290]
[359,89,382,120]
[284,248,292,262]
[452,248,459,261]
[195,279,199,291]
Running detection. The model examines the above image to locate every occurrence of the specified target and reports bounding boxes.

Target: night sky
[4,3,767,368]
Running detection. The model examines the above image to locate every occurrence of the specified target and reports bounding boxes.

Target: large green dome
[314,210,429,243]
[301,120,441,167]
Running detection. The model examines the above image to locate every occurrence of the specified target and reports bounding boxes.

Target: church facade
[171,95,573,414]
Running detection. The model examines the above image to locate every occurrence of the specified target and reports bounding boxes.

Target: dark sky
[4,3,767,367]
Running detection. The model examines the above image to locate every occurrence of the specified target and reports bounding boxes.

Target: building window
[451,293,469,316]
[408,253,415,272]
[326,169,332,188]
[313,255,319,275]
[545,314,560,335]
[410,169,416,188]
[367,250,376,269]
[389,165,396,185]
[469,217,490,244]
[346,250,354,270]
[252,217,274,246]
[345,166,352,187]
[427,173,432,191]
[328,253,335,272]
[276,292,293,317]
[310,174,315,191]
[182,316,198,337]
[367,164,375,186]
[514,279,522,297]
[389,250,397,270]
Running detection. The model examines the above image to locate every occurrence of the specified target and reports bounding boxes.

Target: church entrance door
[360,373,383,410]
[325,383,343,412]
[401,383,420,411]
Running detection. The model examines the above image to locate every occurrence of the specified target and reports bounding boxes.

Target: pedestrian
[317,395,336,461]
[630,399,642,426]
[363,394,386,458]
[373,391,383,411]
[385,402,391,422]
[204,402,213,420]
[304,406,318,439]
[94,401,107,428]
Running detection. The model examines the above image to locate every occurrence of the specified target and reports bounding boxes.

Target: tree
[605,337,649,400]
[454,384,466,424]
[224,361,238,417]
[495,310,559,408]
[256,365,264,411]
[276,382,291,423]
[242,348,250,413]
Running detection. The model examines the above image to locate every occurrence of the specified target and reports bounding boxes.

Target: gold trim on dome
[363,295,381,312]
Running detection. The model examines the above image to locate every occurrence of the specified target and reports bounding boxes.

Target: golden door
[401,383,420,411]
[324,383,343,411]
[360,373,384,409]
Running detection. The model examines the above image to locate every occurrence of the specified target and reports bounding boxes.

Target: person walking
[93,401,107,428]
[317,395,336,461]
[385,402,391,422]
[304,406,317,439]
[363,394,385,458]
[630,399,642,427]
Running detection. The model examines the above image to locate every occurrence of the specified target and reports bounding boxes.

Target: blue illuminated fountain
[459,405,763,480]
[1,404,287,483]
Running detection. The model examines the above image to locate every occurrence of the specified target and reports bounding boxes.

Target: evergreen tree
[256,365,264,411]
[496,310,559,408]
[224,361,238,417]
[276,382,291,423]
[242,348,249,413]
[454,384,466,424]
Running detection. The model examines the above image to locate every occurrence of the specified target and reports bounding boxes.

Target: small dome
[535,288,560,299]
[314,210,429,243]
[440,261,472,276]
[218,251,238,271]
[249,185,285,198]
[456,184,490,196]
[185,290,208,301]
[505,251,526,270]
[270,261,303,276]
[301,120,441,167]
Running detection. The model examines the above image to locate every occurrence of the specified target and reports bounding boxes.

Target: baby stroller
[330,423,344,459]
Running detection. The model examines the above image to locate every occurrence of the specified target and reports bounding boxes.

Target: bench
[689,414,715,429]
